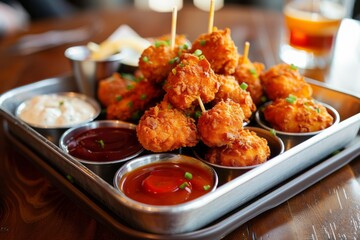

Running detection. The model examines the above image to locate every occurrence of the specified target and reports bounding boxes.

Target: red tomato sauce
[66,127,142,162]
[119,161,215,205]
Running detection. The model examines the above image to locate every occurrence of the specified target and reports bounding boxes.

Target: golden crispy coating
[191,28,238,75]
[136,101,199,152]
[263,97,334,133]
[138,35,190,84]
[260,63,313,101]
[214,74,256,122]
[232,56,265,105]
[97,72,139,107]
[106,78,164,122]
[205,129,270,167]
[163,53,220,110]
[197,99,245,147]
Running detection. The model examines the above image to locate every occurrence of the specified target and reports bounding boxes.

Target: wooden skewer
[197,96,206,113]
[243,41,250,64]
[171,5,178,50]
[208,0,215,33]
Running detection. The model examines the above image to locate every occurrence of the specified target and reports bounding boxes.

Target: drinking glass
[279,0,347,69]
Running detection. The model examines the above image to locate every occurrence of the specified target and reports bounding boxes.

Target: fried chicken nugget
[263,97,334,133]
[106,78,164,122]
[163,53,220,110]
[260,63,313,101]
[97,71,144,107]
[205,128,270,167]
[232,55,265,105]
[198,99,245,147]
[138,35,190,84]
[214,74,256,122]
[191,27,238,75]
[136,100,198,152]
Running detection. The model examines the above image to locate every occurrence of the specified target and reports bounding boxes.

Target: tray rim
[1,75,360,234]
[3,120,360,240]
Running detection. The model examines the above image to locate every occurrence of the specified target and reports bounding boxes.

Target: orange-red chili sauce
[119,161,215,205]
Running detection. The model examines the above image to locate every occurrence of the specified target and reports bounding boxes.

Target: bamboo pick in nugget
[197,96,206,113]
[208,0,215,33]
[242,41,250,64]
[171,5,178,49]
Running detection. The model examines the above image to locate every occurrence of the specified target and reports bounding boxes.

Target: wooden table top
[0,4,360,240]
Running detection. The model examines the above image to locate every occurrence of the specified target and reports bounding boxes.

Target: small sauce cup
[255,100,340,150]
[59,120,144,183]
[15,92,100,144]
[113,154,218,205]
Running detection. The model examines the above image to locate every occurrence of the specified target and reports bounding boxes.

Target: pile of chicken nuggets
[97,27,334,167]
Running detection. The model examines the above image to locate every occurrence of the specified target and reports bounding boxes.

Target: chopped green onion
[203,185,211,191]
[286,94,297,104]
[270,129,276,136]
[140,94,147,100]
[240,82,248,90]
[249,68,257,76]
[134,76,144,83]
[303,102,311,111]
[59,101,64,106]
[315,107,320,113]
[121,73,136,81]
[193,49,202,56]
[199,55,205,60]
[154,40,170,47]
[200,40,207,46]
[115,95,122,102]
[127,101,133,108]
[179,43,189,52]
[290,63,298,70]
[172,68,177,75]
[179,182,189,189]
[142,56,150,63]
[184,172,193,180]
[194,110,202,119]
[126,84,135,90]
[169,56,180,64]
[97,139,105,149]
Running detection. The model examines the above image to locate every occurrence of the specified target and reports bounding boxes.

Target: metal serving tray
[1,75,360,237]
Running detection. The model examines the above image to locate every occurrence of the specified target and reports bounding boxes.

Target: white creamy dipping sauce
[18,94,98,127]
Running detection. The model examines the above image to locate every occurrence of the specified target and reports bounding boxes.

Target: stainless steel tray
[1,75,360,237]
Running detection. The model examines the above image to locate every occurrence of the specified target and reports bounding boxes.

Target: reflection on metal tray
[4,123,360,240]
[1,75,360,236]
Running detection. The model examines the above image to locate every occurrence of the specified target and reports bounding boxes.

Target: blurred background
[0,0,359,38]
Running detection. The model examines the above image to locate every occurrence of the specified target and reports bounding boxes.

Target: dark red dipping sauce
[66,127,142,162]
[119,161,215,205]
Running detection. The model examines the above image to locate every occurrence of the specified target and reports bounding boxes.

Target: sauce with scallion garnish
[65,127,142,162]
[17,94,97,127]
[119,161,214,205]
